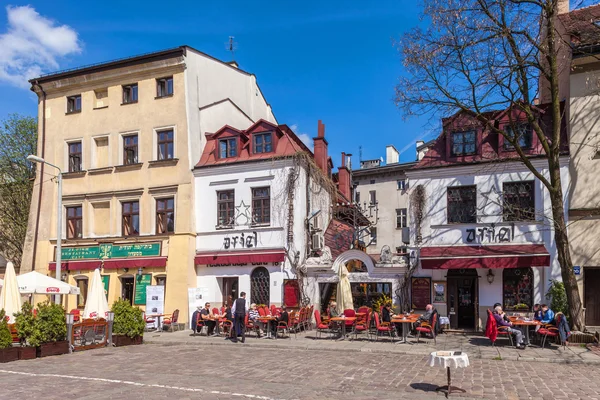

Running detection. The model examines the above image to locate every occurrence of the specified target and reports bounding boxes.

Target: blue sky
[0,1,437,167]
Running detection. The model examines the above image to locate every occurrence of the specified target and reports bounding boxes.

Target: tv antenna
[226,36,238,60]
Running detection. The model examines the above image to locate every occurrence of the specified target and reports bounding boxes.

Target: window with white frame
[396,208,407,229]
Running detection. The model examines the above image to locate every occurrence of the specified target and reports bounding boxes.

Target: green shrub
[13,302,35,345]
[0,310,13,349]
[111,300,145,339]
[545,279,569,318]
[29,302,67,347]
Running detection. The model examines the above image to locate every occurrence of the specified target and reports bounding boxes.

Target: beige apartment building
[22,46,276,323]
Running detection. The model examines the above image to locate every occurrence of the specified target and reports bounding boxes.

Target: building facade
[406,109,569,330]
[23,46,276,322]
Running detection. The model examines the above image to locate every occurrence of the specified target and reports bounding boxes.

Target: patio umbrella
[83,269,109,319]
[0,278,3,286]
[17,271,80,295]
[0,262,22,323]
[336,262,353,313]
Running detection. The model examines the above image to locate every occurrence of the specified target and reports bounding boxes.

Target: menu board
[134,274,152,305]
[411,277,431,310]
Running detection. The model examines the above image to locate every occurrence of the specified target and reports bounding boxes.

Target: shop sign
[223,231,258,249]
[101,275,110,300]
[134,273,152,305]
[60,243,161,260]
[411,277,431,309]
[464,223,515,244]
[208,262,279,268]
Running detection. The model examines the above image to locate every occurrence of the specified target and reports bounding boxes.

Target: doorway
[222,277,238,307]
[251,267,270,306]
[121,277,134,305]
[447,269,479,330]
[585,268,600,326]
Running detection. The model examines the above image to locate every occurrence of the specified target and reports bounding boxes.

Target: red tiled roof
[559,5,600,48]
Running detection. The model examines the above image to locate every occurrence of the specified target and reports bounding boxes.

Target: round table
[391,317,418,344]
[428,351,469,397]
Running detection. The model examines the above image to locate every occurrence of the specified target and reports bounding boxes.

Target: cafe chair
[314,310,331,339]
[162,309,180,332]
[416,313,438,345]
[373,312,394,342]
[70,309,81,323]
[275,320,295,339]
[485,309,513,347]
[143,312,157,332]
[354,311,372,341]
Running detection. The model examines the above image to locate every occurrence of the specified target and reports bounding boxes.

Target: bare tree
[396,0,586,329]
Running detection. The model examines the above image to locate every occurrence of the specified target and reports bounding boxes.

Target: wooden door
[222,278,238,307]
[447,278,458,328]
[585,268,600,326]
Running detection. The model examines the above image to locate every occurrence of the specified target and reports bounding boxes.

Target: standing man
[231,292,248,343]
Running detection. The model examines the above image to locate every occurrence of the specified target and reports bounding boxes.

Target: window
[157,129,174,160]
[252,187,270,224]
[217,190,235,226]
[369,227,377,244]
[122,201,140,236]
[156,197,175,234]
[396,208,407,229]
[121,277,134,305]
[68,142,82,172]
[370,179,376,184]
[67,95,81,113]
[451,130,476,156]
[66,206,83,239]
[504,123,532,150]
[75,277,88,308]
[156,76,173,97]
[253,132,273,154]
[349,282,391,309]
[503,268,533,311]
[122,84,138,104]
[355,191,360,204]
[123,135,138,165]
[219,138,237,158]
[369,190,376,205]
[156,276,166,286]
[503,181,535,221]
[447,186,477,223]
[397,179,406,190]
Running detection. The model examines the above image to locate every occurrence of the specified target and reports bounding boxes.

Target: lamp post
[106,311,115,346]
[27,154,62,304]
[65,313,74,353]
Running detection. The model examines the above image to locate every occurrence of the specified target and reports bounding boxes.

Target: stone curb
[144,339,600,364]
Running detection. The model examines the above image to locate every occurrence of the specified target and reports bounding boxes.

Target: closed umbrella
[17,271,80,295]
[336,263,353,313]
[83,269,109,319]
[0,262,22,323]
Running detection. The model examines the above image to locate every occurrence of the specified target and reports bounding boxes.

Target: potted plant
[0,310,19,363]
[29,302,69,357]
[111,300,145,346]
[13,302,37,360]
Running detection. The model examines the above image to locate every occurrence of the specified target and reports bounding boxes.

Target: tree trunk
[547,159,585,331]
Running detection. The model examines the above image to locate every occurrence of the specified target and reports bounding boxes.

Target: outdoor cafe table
[257,316,277,339]
[511,319,541,345]
[428,351,469,397]
[392,317,419,344]
[330,316,357,341]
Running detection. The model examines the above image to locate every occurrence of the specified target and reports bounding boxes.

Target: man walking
[231,292,248,343]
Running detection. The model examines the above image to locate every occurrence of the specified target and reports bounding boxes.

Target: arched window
[251,267,270,306]
[503,268,533,312]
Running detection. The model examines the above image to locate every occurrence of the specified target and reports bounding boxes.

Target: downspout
[30,81,46,271]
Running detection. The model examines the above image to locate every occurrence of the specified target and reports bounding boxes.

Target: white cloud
[290,124,314,151]
[0,6,81,88]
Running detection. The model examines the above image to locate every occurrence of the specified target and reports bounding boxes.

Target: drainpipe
[30,81,46,271]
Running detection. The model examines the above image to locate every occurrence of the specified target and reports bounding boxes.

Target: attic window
[504,123,532,150]
[219,138,237,158]
[451,130,476,156]
[253,132,273,154]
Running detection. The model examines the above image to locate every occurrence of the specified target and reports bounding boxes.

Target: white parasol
[0,262,22,323]
[336,263,354,313]
[17,271,80,295]
[83,269,109,319]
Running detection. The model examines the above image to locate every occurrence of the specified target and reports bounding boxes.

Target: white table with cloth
[427,351,469,397]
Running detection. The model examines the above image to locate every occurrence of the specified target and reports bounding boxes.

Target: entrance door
[251,267,270,306]
[447,269,479,330]
[121,277,134,305]
[222,277,239,307]
[585,268,600,326]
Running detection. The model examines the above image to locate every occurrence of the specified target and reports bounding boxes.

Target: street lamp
[65,313,75,353]
[106,311,115,346]
[27,154,62,304]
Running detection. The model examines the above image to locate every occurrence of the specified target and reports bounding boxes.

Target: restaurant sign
[59,243,161,261]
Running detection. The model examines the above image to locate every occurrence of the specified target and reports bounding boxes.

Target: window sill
[121,101,138,106]
[155,94,173,100]
[114,163,143,172]
[62,170,87,178]
[65,110,81,115]
[250,223,271,228]
[88,166,114,175]
[215,225,235,230]
[93,106,109,110]
[155,231,175,236]
[148,158,179,168]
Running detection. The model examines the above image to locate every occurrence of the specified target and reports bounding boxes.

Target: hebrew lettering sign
[60,243,161,260]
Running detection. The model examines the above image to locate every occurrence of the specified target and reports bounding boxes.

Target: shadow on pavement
[410,382,438,392]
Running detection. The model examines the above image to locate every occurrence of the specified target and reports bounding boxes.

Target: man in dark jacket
[272,305,289,338]
[231,292,248,343]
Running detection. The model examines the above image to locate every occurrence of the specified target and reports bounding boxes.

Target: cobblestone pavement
[2,343,600,400]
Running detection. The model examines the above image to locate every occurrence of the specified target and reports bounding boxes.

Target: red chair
[143,312,157,332]
[538,315,564,350]
[373,312,393,342]
[212,307,219,316]
[354,310,371,340]
[314,310,331,339]
[162,309,180,332]
[485,309,513,346]
[70,309,81,323]
[193,311,205,336]
[416,313,438,345]
[270,304,277,316]
[261,306,270,316]
[258,307,267,317]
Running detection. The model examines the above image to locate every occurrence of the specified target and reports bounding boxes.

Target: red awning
[195,249,285,266]
[49,257,167,271]
[420,244,550,269]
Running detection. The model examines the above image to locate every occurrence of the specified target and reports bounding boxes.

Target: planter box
[113,335,143,347]
[0,347,20,363]
[18,346,37,360]
[36,341,69,358]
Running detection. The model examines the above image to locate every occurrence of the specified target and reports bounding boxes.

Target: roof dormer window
[219,138,237,158]
[253,132,273,154]
[451,130,476,156]
[504,123,532,150]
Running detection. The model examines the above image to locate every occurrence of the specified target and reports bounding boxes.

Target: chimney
[416,140,424,160]
[313,120,329,174]
[558,0,569,14]
[338,152,352,201]
[386,145,399,164]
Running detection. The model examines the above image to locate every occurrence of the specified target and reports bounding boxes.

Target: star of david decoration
[234,200,252,226]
